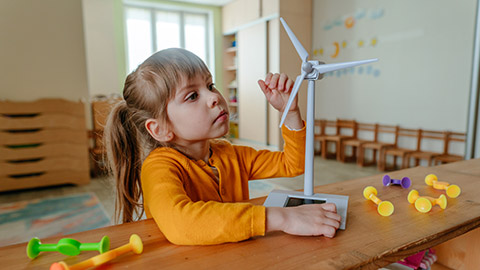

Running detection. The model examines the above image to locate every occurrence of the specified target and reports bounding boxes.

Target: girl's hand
[258,73,296,113]
[266,203,341,238]
[258,73,303,129]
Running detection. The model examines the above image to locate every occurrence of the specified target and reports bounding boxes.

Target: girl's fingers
[278,73,287,91]
[258,80,272,100]
[285,77,294,93]
[258,80,267,92]
[323,214,341,229]
[325,211,342,222]
[268,73,280,89]
[320,225,337,238]
[264,72,273,85]
[265,73,294,93]
[320,203,337,213]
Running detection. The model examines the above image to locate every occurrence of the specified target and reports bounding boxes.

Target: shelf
[224,33,238,142]
[225,47,237,53]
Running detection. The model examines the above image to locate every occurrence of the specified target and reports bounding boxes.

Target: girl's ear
[145,118,174,142]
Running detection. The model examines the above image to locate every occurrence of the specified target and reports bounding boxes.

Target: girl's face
[166,74,229,143]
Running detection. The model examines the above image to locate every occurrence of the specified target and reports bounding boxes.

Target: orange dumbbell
[425,174,461,198]
[50,234,143,270]
[407,189,447,213]
[363,186,394,216]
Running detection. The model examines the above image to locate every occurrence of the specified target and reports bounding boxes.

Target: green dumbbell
[27,236,110,259]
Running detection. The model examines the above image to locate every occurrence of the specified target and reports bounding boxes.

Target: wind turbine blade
[280,17,309,62]
[279,71,307,128]
[313,58,378,74]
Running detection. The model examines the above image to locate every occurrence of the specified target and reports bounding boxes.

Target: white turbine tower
[263,17,378,230]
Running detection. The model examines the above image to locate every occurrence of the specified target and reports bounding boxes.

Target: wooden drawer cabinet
[0,99,90,192]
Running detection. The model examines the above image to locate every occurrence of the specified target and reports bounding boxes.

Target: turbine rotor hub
[302,61,313,74]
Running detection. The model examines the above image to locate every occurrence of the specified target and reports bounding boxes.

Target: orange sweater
[141,125,305,245]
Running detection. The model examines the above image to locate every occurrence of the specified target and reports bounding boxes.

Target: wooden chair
[403,129,444,168]
[313,119,326,155]
[313,119,335,155]
[357,124,397,170]
[319,119,357,161]
[339,122,377,163]
[379,128,420,171]
[433,131,465,165]
[89,94,121,176]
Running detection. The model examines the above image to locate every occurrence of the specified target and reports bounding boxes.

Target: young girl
[105,48,341,245]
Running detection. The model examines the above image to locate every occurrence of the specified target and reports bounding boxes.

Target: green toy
[27,236,110,259]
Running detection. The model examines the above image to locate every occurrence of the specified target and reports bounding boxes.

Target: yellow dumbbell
[363,186,394,216]
[425,174,461,198]
[407,189,447,213]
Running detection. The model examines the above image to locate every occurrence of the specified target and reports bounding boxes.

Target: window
[124,3,212,73]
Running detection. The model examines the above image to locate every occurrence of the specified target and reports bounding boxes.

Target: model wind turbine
[263,17,378,230]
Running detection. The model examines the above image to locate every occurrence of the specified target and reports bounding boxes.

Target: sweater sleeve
[240,122,306,180]
[141,158,266,245]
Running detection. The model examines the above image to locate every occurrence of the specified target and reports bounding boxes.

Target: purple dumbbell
[382,175,411,189]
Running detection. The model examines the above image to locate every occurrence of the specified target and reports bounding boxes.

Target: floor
[0,156,380,223]
[0,175,116,221]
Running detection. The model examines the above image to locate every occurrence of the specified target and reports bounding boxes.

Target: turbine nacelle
[302,61,324,81]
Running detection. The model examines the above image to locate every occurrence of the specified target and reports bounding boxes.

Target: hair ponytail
[104,101,144,223]
[104,48,212,224]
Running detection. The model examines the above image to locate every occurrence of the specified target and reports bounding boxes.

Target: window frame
[123,0,214,74]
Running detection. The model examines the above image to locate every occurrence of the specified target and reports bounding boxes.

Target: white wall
[312,0,476,134]
[0,0,88,102]
[82,0,122,97]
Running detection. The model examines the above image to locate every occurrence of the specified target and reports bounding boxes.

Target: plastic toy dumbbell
[50,234,143,270]
[425,174,461,198]
[407,189,447,213]
[27,236,110,259]
[382,175,411,189]
[363,186,394,216]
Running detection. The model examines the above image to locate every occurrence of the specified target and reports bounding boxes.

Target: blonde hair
[104,48,211,223]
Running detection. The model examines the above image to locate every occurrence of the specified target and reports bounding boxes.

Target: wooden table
[2,160,480,270]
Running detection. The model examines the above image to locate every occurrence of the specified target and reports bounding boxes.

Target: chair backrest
[371,124,398,144]
[335,119,357,137]
[91,94,122,149]
[314,119,326,136]
[396,127,420,149]
[314,119,336,136]
[443,131,466,155]
[355,122,377,141]
[417,129,445,152]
